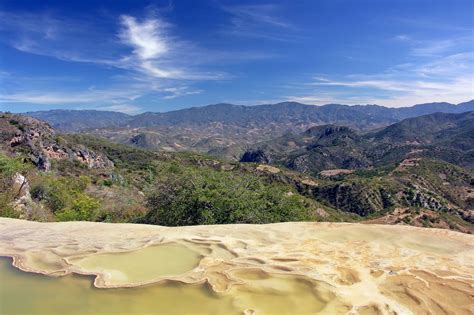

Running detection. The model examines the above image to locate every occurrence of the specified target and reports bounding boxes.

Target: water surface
[0,258,343,314]
[68,243,202,285]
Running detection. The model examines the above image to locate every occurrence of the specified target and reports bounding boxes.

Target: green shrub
[0,154,29,176]
[140,170,313,226]
[101,179,113,187]
[56,194,101,221]
[0,204,20,219]
[30,174,92,213]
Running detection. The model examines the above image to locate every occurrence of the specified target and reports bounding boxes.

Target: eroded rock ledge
[0,218,473,314]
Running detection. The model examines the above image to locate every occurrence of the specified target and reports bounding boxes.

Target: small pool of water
[68,243,202,285]
[0,258,345,314]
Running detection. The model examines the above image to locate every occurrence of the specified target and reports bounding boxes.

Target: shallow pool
[0,258,346,314]
[67,243,202,286]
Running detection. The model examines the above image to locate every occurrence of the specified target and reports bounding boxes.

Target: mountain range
[23,100,474,159]
[26,100,474,131]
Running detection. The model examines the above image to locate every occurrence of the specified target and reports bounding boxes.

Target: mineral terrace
[0,218,473,314]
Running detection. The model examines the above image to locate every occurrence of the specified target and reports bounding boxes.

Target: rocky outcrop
[129,133,162,148]
[1,113,113,171]
[12,173,30,201]
[74,149,113,168]
[239,149,269,163]
[9,172,47,220]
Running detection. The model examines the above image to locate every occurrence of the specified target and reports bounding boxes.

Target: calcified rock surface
[0,218,473,314]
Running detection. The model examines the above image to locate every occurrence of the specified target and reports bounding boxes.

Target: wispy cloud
[287,50,474,107]
[390,17,473,33]
[0,9,248,107]
[220,4,299,42]
[309,78,410,92]
[0,89,142,105]
[223,4,290,28]
[0,11,122,65]
[0,76,203,109]
[0,10,266,80]
[92,104,142,114]
[393,34,473,57]
[0,11,60,40]
[221,99,283,106]
[161,87,202,99]
[286,30,474,107]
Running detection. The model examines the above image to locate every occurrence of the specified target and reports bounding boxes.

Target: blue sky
[0,0,473,114]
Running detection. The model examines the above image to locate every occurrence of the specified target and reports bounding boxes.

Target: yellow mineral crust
[0,218,473,314]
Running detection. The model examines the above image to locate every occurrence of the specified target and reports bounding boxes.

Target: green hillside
[1,112,472,233]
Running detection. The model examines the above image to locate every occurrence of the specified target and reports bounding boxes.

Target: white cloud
[117,15,185,79]
[220,4,301,42]
[392,34,472,57]
[93,104,142,114]
[115,15,239,80]
[411,37,472,57]
[119,15,169,60]
[221,99,282,106]
[285,33,474,107]
[0,89,142,105]
[161,87,202,99]
[393,34,410,41]
[0,10,241,106]
[1,8,283,109]
[0,11,122,65]
[415,52,474,77]
[0,11,60,40]
[0,10,270,80]
[287,50,474,107]
[0,81,205,111]
[223,4,290,28]
[309,78,411,92]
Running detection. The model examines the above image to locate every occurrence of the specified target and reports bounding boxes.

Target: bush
[30,175,91,212]
[101,179,113,187]
[56,194,101,221]
[0,204,20,219]
[0,154,29,177]
[140,170,313,226]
